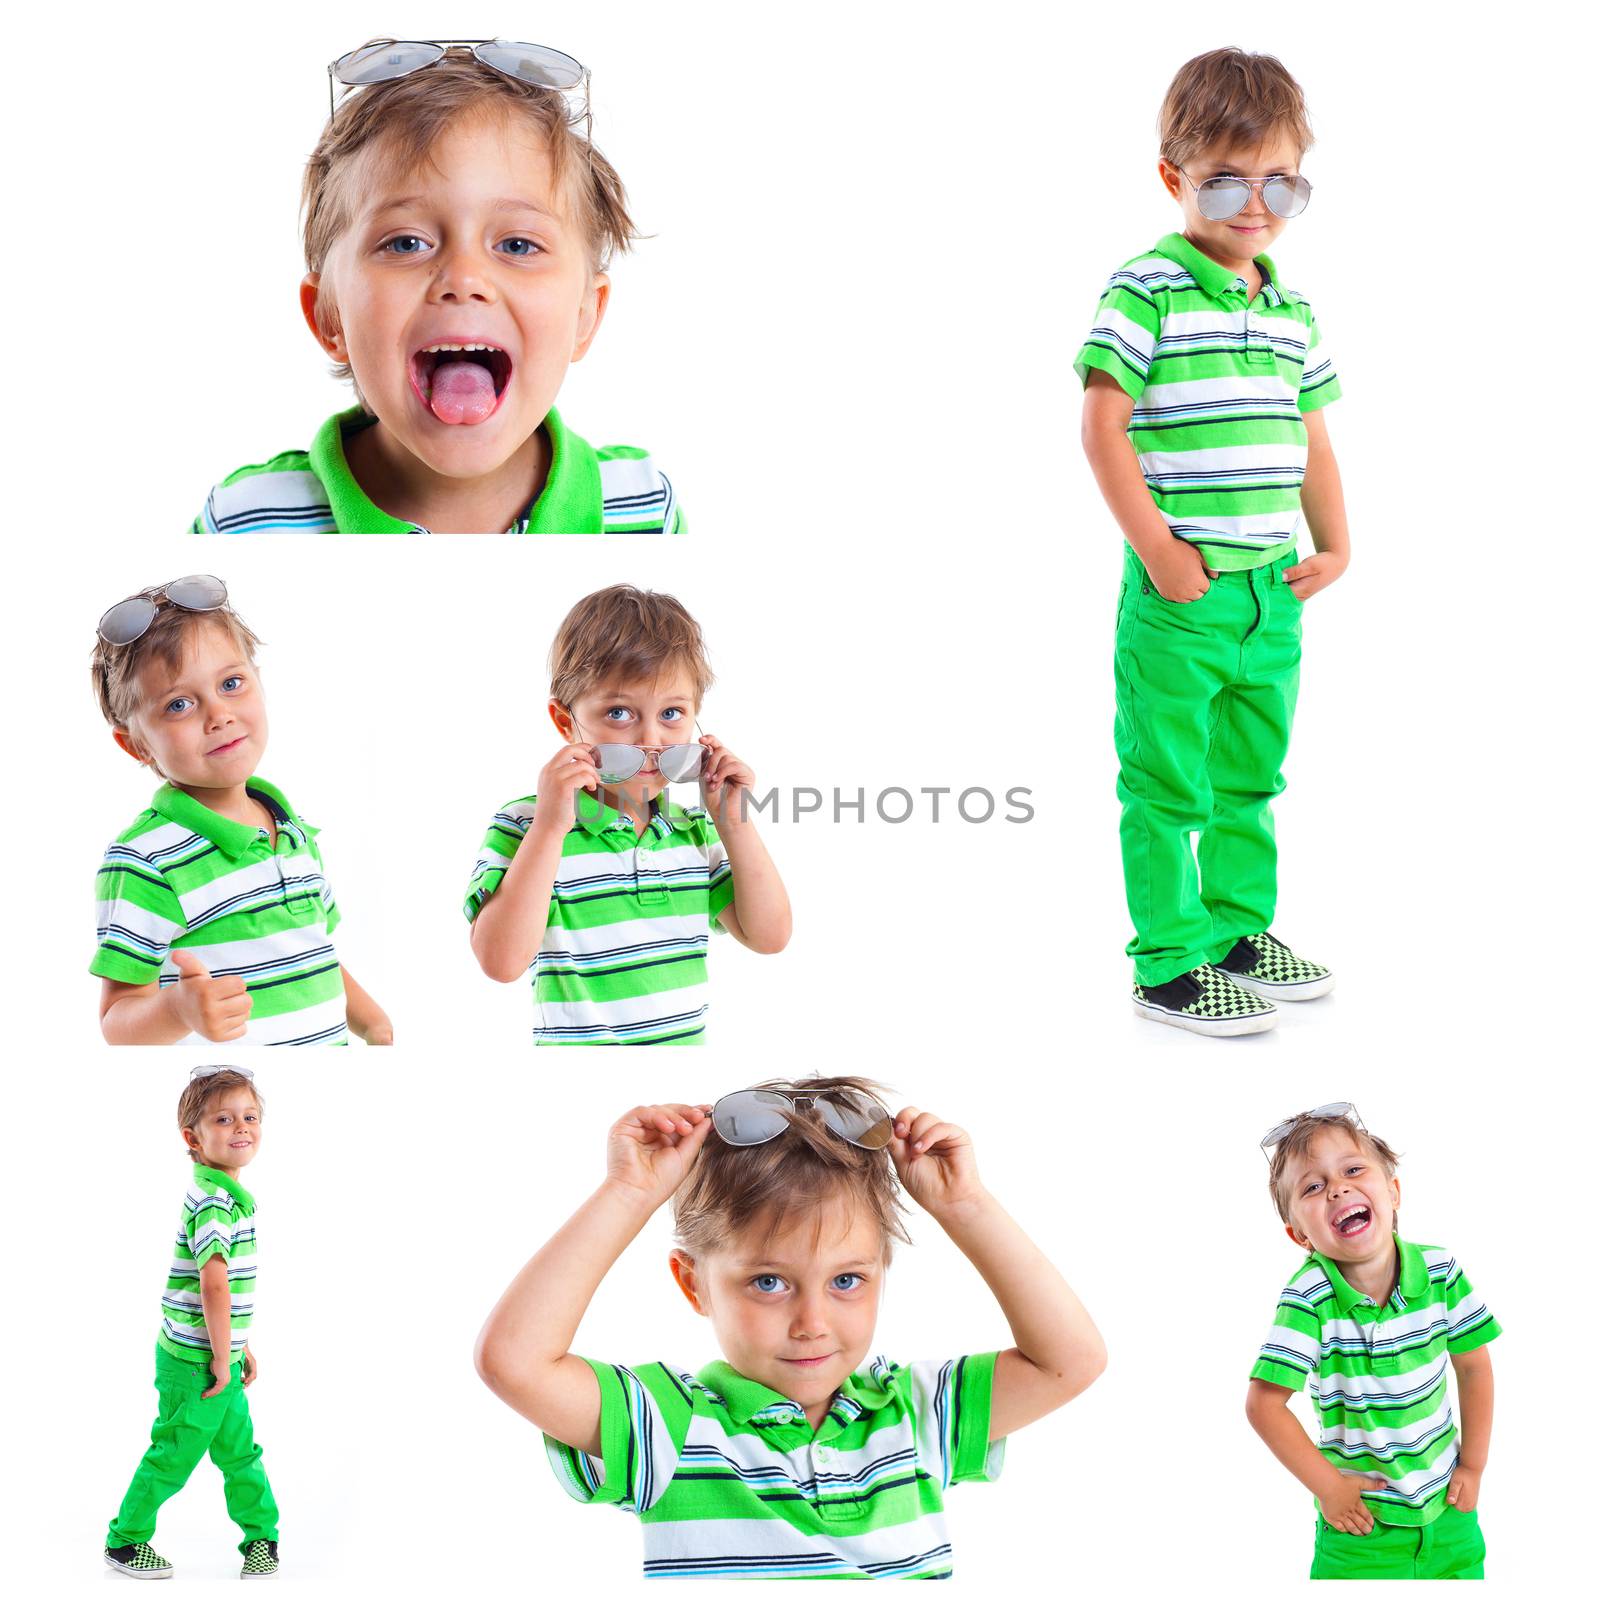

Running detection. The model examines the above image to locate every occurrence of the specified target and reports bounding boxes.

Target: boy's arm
[1081,370,1213,603]
[1446,1345,1493,1511]
[340,966,392,1044]
[99,951,251,1044]
[199,1254,236,1398]
[701,737,790,954]
[1284,409,1351,600]
[474,1104,713,1457]
[1245,1378,1376,1533]
[888,1109,1106,1442]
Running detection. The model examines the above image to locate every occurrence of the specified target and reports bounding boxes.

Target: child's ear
[112,726,150,766]
[300,273,346,360]
[669,1250,709,1316]
[1157,158,1183,203]
[570,272,610,364]
[548,698,576,741]
[1283,1221,1312,1252]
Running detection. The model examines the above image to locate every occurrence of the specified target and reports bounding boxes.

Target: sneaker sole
[1227,971,1335,1001]
[104,1557,173,1581]
[1132,998,1277,1036]
[241,1573,279,1581]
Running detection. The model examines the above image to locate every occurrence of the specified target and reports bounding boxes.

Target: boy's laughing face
[1160,130,1304,269]
[304,106,608,482]
[1283,1127,1400,1267]
[114,620,267,793]
[671,1196,887,1429]
[185,1085,263,1174]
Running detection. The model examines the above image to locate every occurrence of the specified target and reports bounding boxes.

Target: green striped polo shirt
[159,1165,257,1364]
[465,791,734,1045]
[193,406,684,535]
[545,1353,1002,1578]
[1074,231,1341,569]
[91,779,348,1046]
[1251,1237,1501,1526]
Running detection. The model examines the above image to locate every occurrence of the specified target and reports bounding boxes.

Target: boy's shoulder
[194,442,338,537]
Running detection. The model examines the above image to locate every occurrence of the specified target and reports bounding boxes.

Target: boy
[1075,48,1350,1036]
[1247,1105,1499,1580]
[475,1078,1107,1578]
[194,40,682,536]
[465,585,789,1044]
[106,1067,279,1580]
[90,576,392,1046]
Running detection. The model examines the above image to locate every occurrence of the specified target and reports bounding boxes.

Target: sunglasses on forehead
[1259,1101,1361,1156]
[327,38,590,126]
[711,1088,895,1151]
[98,575,230,647]
[189,1064,255,1083]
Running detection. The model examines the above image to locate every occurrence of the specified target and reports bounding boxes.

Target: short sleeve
[307,831,341,934]
[543,1360,694,1513]
[597,452,684,535]
[1249,1276,1323,1391]
[1073,271,1162,400]
[188,1191,238,1270]
[90,845,188,985]
[1441,1257,1502,1354]
[706,822,735,926]
[1297,311,1341,412]
[906,1353,1004,1488]
[464,799,537,922]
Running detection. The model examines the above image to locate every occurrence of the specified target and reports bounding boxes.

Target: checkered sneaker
[241,1540,280,1579]
[1132,963,1277,1037]
[1218,931,1334,1000]
[104,1542,174,1580]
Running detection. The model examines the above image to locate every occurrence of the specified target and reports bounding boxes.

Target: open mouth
[1333,1204,1372,1237]
[410,343,513,425]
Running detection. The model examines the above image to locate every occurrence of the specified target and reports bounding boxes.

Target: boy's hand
[170,951,252,1041]
[201,1354,233,1399]
[605,1104,714,1210]
[888,1108,985,1218]
[528,743,602,841]
[1446,1465,1481,1513]
[1317,1474,1378,1535]
[242,1345,258,1387]
[1145,539,1216,603]
[1284,549,1348,600]
[698,735,755,826]
[359,1018,394,1046]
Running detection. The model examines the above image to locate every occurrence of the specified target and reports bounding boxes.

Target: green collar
[698,1360,894,1433]
[1319,1235,1427,1315]
[309,406,602,534]
[571,792,699,838]
[191,1164,255,1212]
[151,778,300,860]
[1155,231,1279,303]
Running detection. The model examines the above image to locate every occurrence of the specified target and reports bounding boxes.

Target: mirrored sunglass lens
[657,745,704,783]
[476,41,586,90]
[1196,178,1249,220]
[98,597,157,645]
[714,1091,791,1146]
[335,41,444,85]
[164,575,227,612]
[1264,174,1311,218]
[594,745,645,782]
[820,1094,893,1149]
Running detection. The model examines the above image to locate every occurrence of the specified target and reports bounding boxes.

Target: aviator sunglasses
[1181,169,1313,221]
[1259,1101,1361,1156]
[98,575,230,647]
[327,38,590,124]
[712,1087,895,1151]
[568,712,707,785]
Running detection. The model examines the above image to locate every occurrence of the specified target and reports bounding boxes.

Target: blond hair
[549,585,713,711]
[91,599,262,731]
[1159,48,1313,169]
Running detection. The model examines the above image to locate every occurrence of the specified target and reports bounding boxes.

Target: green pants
[1113,545,1303,984]
[108,1344,278,1553]
[1311,1506,1485,1580]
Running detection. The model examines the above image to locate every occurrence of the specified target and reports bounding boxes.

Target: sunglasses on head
[98,575,230,647]
[712,1088,895,1151]
[1259,1101,1360,1156]
[1182,169,1313,221]
[327,38,590,124]
[189,1064,255,1083]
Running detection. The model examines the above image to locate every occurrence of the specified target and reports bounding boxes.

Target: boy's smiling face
[114,619,267,793]
[672,1196,887,1428]
[1283,1127,1400,1267]
[1160,130,1304,268]
[305,107,608,482]
[184,1085,263,1174]
[551,663,700,803]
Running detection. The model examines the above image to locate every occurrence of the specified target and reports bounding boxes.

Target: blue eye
[222,676,244,692]
[604,707,633,723]
[752,1274,785,1295]
[832,1274,862,1291]
[497,236,542,257]
[165,696,194,716]
[661,708,685,724]
[381,235,429,256]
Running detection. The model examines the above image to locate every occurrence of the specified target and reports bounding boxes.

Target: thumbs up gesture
[170,950,253,1041]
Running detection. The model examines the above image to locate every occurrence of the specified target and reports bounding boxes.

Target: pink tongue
[428,359,497,424]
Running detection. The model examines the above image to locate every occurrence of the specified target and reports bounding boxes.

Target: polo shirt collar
[698,1360,893,1431]
[572,793,698,838]
[1318,1234,1424,1314]
[191,1163,255,1212]
[311,406,601,534]
[151,779,299,860]
[1155,231,1279,303]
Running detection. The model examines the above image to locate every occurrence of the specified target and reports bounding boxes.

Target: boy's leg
[1199,558,1302,958]
[209,1377,280,1549]
[108,1349,230,1548]
[1114,550,1249,984]
[1309,1516,1419,1579]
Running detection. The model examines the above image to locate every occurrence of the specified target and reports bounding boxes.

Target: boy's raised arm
[702,737,791,955]
[474,1104,712,1457]
[887,1110,1107,1442]
[99,953,252,1045]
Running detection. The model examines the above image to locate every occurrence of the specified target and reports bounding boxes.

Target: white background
[2,0,1594,1595]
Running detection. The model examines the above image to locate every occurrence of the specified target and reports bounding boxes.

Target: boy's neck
[596,784,659,836]
[1335,1236,1399,1305]
[175,781,275,841]
[347,422,550,534]
[1181,229,1263,295]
